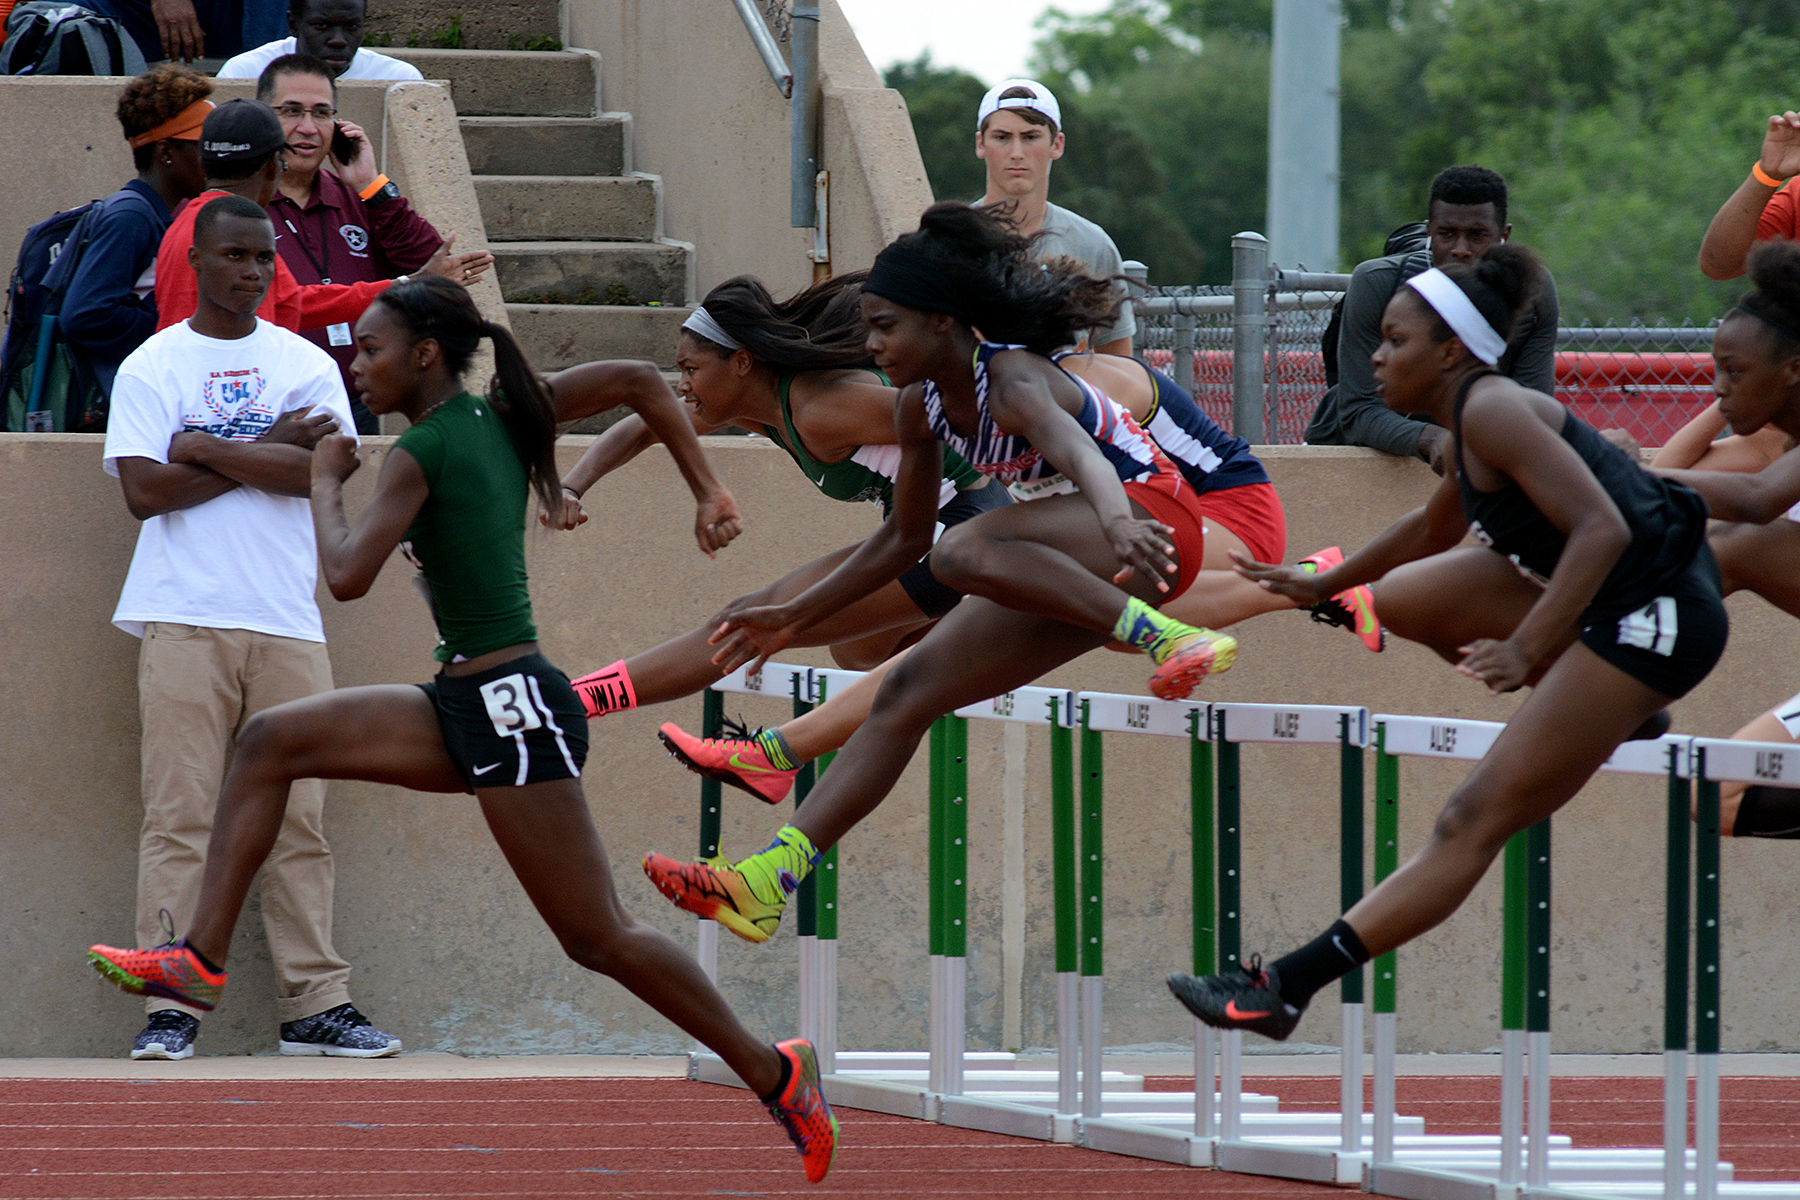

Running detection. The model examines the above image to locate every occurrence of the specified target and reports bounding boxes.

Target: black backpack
[1320,220,1431,388]
[1,197,115,431]
[0,2,146,75]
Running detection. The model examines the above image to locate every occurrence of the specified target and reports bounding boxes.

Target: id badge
[327,322,352,346]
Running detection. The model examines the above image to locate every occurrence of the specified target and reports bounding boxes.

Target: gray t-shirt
[1036,202,1137,349]
[1304,249,1560,458]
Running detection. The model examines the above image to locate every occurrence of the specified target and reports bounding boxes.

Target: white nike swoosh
[472,762,502,775]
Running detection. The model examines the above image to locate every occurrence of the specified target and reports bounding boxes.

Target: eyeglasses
[272,103,336,122]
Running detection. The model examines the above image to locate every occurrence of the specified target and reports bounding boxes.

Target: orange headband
[127,98,215,149]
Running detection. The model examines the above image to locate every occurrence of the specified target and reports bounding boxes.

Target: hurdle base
[938,1094,1057,1141]
[1217,1140,1361,1185]
[825,1074,934,1121]
[1077,1117,1214,1167]
[1367,1162,1502,1200]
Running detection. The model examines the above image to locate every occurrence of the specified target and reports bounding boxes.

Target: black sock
[1734,786,1800,838]
[1271,919,1370,1010]
[183,941,224,975]
[758,1046,794,1104]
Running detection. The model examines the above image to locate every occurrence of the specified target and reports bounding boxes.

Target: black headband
[1736,292,1800,345]
[866,241,977,323]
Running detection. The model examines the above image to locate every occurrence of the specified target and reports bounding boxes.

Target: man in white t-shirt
[104,194,399,1062]
[974,77,1135,355]
[217,0,423,82]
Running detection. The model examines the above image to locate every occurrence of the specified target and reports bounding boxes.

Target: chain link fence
[1131,269,1718,449]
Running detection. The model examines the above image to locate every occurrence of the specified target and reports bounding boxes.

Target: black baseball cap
[200,98,290,166]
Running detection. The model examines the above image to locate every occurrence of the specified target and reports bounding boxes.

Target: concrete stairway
[386,48,693,380]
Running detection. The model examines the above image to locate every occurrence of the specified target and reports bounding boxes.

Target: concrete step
[494,241,690,307]
[476,176,658,242]
[460,116,626,177]
[384,48,597,117]
[508,303,691,371]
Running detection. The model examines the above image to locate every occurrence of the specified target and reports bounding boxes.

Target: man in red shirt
[154,99,484,345]
[259,53,481,430]
[1700,109,1800,280]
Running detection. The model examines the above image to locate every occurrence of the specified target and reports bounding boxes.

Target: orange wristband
[1753,161,1787,189]
[357,173,392,201]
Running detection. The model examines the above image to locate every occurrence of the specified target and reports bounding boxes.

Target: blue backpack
[1,198,111,431]
[0,3,147,76]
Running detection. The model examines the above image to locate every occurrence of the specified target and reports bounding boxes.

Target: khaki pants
[137,623,352,1023]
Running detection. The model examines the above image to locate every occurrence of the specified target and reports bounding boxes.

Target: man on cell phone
[258,54,445,431]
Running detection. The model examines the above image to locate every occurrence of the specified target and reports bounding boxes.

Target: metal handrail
[731,0,792,97]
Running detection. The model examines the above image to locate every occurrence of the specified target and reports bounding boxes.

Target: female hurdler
[85,277,838,1182]
[1169,245,1727,1039]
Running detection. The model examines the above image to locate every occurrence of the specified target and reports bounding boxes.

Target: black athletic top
[1453,371,1709,614]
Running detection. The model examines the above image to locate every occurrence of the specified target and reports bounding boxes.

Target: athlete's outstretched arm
[1236,469,1464,603]
[546,360,741,555]
[1452,387,1629,691]
[311,434,430,601]
[707,387,944,671]
[984,351,1176,588]
[1660,446,1800,524]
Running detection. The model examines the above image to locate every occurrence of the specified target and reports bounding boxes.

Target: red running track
[0,1076,1338,1199]
[3,1073,1796,1198]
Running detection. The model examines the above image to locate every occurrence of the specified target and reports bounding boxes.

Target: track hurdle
[1365,717,1725,1200]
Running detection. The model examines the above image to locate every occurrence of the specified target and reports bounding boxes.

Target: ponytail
[375,277,561,517]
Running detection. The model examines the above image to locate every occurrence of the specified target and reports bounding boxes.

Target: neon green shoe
[1148,628,1238,699]
[642,853,786,944]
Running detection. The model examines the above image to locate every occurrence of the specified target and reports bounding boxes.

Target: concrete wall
[5,437,1798,1059]
[563,0,933,297]
[0,76,502,337]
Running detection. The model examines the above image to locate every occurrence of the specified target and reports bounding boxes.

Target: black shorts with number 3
[418,653,590,790]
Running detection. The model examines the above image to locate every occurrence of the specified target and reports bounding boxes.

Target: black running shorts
[1579,547,1728,700]
[898,480,1013,619]
[418,653,590,789]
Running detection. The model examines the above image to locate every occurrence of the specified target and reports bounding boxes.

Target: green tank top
[395,392,538,662]
[758,370,985,516]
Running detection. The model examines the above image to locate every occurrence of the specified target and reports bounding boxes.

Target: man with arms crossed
[103,194,397,1061]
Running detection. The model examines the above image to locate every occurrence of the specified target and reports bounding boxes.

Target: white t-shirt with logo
[104,319,358,642]
[216,38,425,81]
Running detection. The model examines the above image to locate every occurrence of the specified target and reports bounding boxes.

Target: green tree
[882,55,988,204]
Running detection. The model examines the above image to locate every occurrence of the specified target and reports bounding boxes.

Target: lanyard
[282,204,333,284]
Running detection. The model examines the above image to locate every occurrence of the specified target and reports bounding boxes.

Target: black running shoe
[1167,957,1303,1041]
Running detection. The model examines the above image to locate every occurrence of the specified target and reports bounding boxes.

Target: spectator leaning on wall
[103,192,399,1062]
[259,53,445,432]
[1303,165,1560,474]
[1698,110,1800,281]
[973,78,1135,357]
[217,0,422,81]
[57,65,212,408]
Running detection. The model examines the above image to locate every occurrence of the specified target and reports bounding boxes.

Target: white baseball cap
[976,78,1061,132]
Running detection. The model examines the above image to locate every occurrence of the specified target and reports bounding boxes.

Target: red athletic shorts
[1195,481,1287,567]
[1124,471,1209,600]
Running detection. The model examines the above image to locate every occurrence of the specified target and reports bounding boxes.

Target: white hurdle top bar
[1691,735,1800,786]
[1379,713,1690,777]
[954,684,1074,727]
[713,660,815,701]
[1077,690,1205,738]
[1212,702,1370,748]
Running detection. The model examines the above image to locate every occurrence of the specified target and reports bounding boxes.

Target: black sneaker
[279,1003,401,1058]
[131,1010,200,1060]
[1167,957,1303,1041]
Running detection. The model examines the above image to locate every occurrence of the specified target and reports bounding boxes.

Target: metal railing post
[1231,233,1268,442]
[789,4,819,230]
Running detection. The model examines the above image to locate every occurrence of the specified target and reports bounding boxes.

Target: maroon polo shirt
[267,169,443,424]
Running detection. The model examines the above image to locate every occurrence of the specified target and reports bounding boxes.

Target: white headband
[1407,268,1506,366]
[681,306,744,352]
